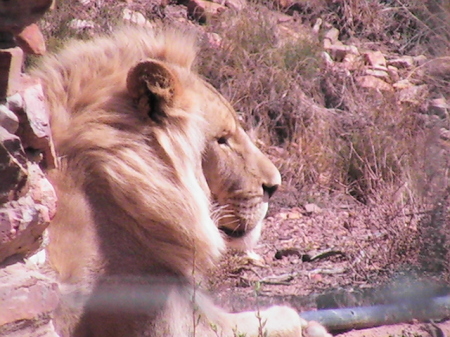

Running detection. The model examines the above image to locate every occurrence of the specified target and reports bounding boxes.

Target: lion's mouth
[219,226,247,238]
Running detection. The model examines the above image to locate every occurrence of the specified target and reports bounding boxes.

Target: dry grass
[198,4,445,206]
[285,0,450,56]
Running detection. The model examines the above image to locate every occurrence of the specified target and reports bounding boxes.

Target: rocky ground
[209,190,450,336]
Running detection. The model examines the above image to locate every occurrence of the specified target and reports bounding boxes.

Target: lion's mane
[33,26,228,336]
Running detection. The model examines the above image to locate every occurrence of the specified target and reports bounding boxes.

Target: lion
[32,26,330,337]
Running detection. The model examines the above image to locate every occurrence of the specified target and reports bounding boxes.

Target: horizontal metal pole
[300,295,450,331]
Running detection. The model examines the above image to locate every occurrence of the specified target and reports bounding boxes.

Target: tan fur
[32,26,327,337]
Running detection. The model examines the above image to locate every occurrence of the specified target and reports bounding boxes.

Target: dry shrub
[400,0,450,56]
[40,0,165,51]
[200,14,325,202]
[199,5,432,205]
[297,0,450,56]
[199,7,324,181]
[40,1,125,52]
[417,191,450,275]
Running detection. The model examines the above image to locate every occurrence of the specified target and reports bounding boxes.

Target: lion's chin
[221,222,264,252]
[218,226,247,238]
[217,201,268,251]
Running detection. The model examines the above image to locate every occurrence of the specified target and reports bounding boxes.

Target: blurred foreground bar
[300,295,450,331]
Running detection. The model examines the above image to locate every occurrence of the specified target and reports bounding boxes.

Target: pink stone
[14,77,57,169]
[0,127,28,204]
[0,263,59,326]
[0,47,24,99]
[0,162,56,263]
[356,75,393,92]
[187,0,226,22]
[15,24,47,55]
[363,50,387,68]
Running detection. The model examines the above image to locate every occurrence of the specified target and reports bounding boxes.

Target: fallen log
[300,295,450,331]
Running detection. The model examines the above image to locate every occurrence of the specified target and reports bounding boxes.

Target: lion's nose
[263,183,279,199]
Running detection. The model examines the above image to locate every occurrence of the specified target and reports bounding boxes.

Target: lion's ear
[126,60,180,122]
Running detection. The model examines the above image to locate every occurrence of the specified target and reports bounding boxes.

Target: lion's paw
[228,304,332,337]
[259,306,331,337]
[302,320,332,337]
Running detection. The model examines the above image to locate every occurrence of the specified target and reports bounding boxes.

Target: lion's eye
[217,136,228,145]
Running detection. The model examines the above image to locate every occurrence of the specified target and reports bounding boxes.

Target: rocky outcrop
[310,20,448,126]
[0,1,59,336]
[0,263,59,337]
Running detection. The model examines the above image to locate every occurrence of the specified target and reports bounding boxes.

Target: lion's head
[124,38,281,253]
[198,81,281,252]
[125,51,281,255]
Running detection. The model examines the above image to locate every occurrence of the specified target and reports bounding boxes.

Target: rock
[321,51,334,68]
[393,79,413,90]
[0,161,56,263]
[0,0,53,32]
[15,24,46,55]
[387,56,414,69]
[122,8,153,27]
[27,245,47,266]
[342,53,358,67]
[6,93,23,111]
[429,98,448,118]
[363,50,386,68]
[387,66,400,82]
[278,209,303,220]
[187,0,226,23]
[0,105,19,134]
[396,84,428,104]
[356,75,393,92]
[326,44,359,62]
[0,110,56,262]
[206,32,222,48]
[0,127,28,205]
[364,69,389,79]
[312,18,322,34]
[440,128,450,141]
[323,27,340,45]
[223,0,246,10]
[413,54,427,66]
[13,77,57,169]
[272,0,293,9]
[68,19,95,32]
[0,47,24,99]
[304,320,329,337]
[210,0,245,11]
[0,262,59,336]
[304,203,322,214]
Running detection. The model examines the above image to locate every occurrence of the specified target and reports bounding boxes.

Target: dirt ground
[208,188,450,337]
